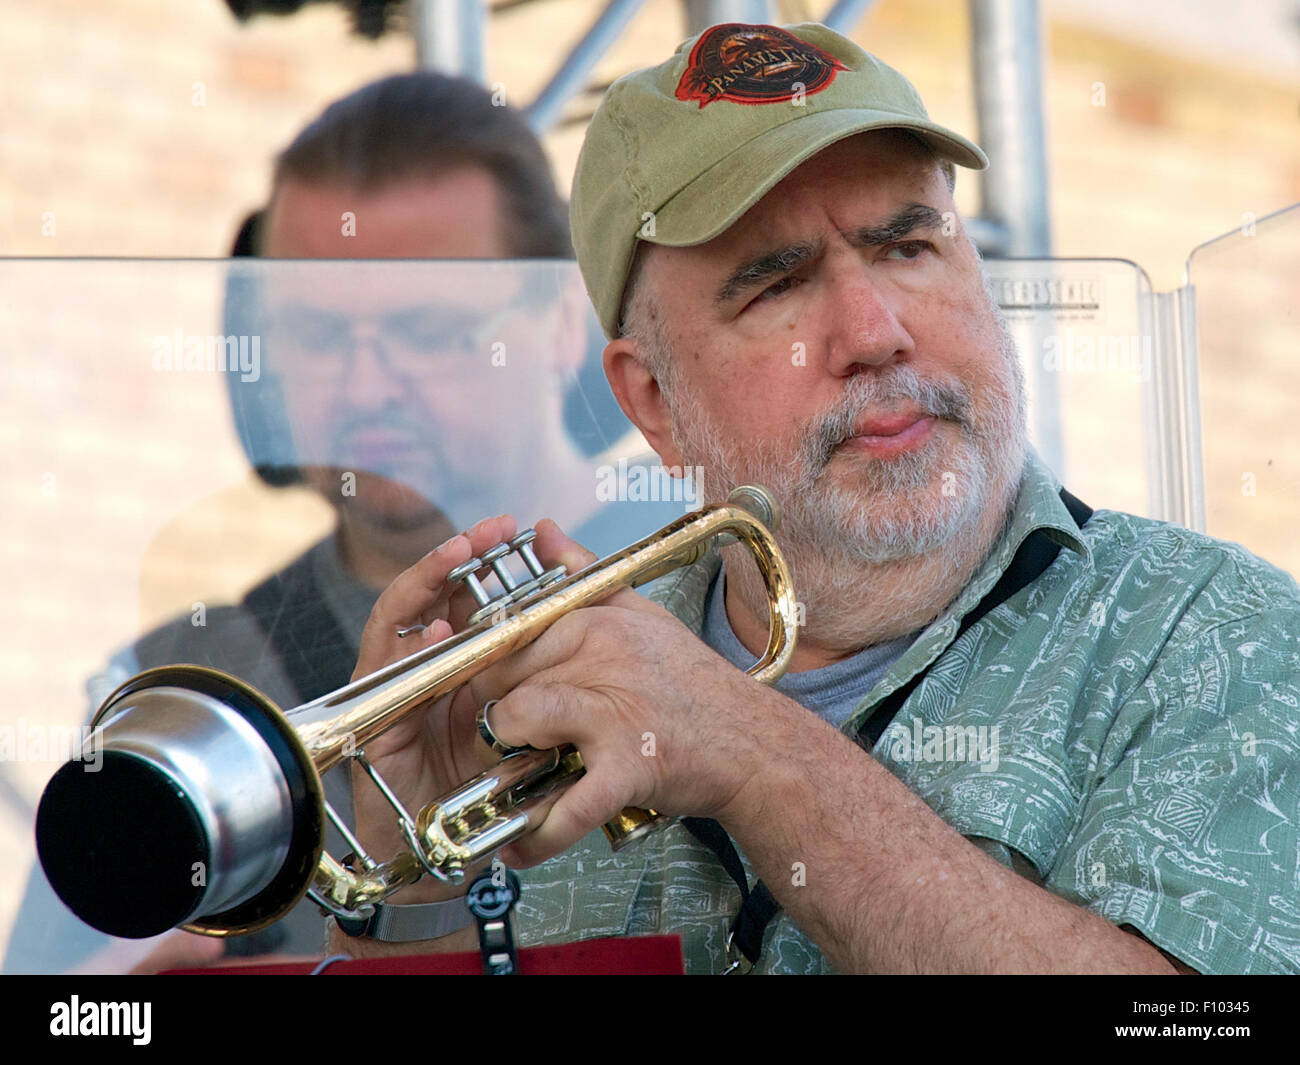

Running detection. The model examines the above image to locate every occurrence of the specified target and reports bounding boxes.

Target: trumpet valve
[450,529,568,626]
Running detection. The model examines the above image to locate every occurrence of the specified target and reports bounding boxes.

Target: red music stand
[166,934,684,975]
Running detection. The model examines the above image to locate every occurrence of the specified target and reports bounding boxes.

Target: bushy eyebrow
[845,203,945,248]
[713,240,822,305]
[712,202,946,307]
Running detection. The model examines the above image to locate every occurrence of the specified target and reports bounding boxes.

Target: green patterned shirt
[514,448,1300,974]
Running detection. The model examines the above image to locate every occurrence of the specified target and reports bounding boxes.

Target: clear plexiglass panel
[0,252,1200,972]
[0,258,694,973]
[982,258,1157,519]
[1187,203,1300,579]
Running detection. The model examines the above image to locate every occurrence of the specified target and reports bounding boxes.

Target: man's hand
[336,509,752,957]
[347,513,527,901]
[464,518,778,868]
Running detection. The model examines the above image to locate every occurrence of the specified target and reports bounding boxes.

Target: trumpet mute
[36,668,322,939]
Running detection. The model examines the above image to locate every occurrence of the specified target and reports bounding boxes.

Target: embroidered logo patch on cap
[674,23,848,108]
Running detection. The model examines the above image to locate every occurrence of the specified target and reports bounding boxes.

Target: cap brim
[651,109,988,248]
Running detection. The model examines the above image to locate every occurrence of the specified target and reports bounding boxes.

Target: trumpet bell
[35,667,325,939]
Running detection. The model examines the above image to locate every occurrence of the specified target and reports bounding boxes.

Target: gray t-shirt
[700,568,920,732]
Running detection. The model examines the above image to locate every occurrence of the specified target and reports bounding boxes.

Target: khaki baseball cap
[570,21,988,339]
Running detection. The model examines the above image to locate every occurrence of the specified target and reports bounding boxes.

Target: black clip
[466,863,522,975]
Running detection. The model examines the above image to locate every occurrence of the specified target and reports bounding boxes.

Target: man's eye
[388,313,478,351]
[883,240,933,261]
[281,312,346,350]
[755,275,802,303]
[393,321,446,350]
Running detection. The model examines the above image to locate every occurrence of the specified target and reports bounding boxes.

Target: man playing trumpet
[335,23,1300,975]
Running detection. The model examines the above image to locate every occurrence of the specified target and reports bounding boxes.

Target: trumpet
[35,485,798,939]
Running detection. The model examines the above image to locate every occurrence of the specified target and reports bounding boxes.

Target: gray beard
[669,354,1026,565]
[659,303,1029,645]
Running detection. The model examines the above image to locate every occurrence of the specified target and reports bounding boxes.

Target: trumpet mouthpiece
[727,484,780,531]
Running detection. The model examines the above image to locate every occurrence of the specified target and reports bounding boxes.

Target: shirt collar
[938,444,1093,625]
[1009,444,1092,557]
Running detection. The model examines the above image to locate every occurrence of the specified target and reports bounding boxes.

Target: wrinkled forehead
[635,130,952,299]
[713,130,948,246]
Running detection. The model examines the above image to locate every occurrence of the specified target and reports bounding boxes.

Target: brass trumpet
[35,485,797,939]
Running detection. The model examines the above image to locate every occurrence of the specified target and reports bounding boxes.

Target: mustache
[804,366,972,470]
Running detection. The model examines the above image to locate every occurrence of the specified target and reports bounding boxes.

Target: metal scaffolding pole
[822,0,877,34]
[969,0,1052,257]
[682,0,775,36]
[526,0,649,133]
[969,0,1060,471]
[411,0,487,82]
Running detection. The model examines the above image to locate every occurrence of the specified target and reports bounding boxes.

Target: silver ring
[476,699,528,755]
[396,623,427,639]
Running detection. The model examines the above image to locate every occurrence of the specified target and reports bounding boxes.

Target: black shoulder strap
[244,547,360,704]
[678,816,780,968]
[684,487,1093,971]
[858,487,1092,746]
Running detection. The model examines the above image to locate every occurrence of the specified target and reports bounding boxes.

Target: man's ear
[602,337,684,470]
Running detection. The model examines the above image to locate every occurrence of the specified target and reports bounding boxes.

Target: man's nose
[340,325,405,405]
[822,268,915,376]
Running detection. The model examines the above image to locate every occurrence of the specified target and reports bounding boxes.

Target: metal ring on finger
[476,699,532,756]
